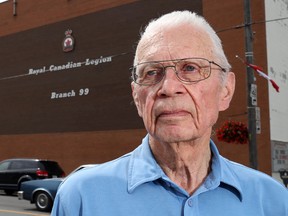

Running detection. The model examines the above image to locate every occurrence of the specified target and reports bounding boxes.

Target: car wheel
[34,191,52,212]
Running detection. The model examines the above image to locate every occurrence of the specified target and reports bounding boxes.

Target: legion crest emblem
[62,29,75,52]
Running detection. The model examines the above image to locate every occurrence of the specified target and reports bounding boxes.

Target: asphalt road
[0,191,49,216]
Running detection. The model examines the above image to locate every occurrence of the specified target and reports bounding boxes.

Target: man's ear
[219,72,235,111]
[131,83,143,117]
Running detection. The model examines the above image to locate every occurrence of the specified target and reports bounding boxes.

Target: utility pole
[244,0,258,169]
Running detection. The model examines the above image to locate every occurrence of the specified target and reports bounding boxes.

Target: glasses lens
[132,58,212,85]
[176,58,210,82]
[133,62,164,85]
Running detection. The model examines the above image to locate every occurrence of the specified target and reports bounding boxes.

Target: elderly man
[52,11,288,216]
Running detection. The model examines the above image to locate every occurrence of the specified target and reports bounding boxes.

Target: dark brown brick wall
[0,0,137,37]
[0,130,147,174]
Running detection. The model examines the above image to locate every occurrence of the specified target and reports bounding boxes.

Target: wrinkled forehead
[135,25,215,64]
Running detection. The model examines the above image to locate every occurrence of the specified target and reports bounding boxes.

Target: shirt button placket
[188,199,193,207]
[184,198,198,216]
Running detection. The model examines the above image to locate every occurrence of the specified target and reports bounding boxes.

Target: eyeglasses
[131,57,226,86]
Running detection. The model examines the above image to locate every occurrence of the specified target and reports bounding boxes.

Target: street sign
[250,84,257,106]
[256,120,261,134]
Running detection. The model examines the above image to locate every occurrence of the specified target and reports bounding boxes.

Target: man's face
[132,25,234,143]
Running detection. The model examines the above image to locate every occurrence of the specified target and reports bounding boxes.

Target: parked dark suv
[0,158,65,195]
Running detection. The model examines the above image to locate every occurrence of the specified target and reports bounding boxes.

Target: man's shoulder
[220,156,287,192]
[222,156,270,178]
[59,152,133,188]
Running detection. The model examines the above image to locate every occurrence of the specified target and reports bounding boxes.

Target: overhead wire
[216,16,288,33]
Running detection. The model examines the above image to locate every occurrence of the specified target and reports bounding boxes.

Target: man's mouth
[157,110,190,119]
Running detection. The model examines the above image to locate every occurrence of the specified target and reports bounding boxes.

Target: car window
[22,161,37,169]
[40,161,64,174]
[10,161,24,170]
[0,161,10,171]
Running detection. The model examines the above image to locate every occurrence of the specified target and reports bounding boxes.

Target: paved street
[0,191,49,216]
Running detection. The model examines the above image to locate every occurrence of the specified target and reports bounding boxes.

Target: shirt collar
[128,134,243,201]
[209,139,243,201]
[128,135,163,193]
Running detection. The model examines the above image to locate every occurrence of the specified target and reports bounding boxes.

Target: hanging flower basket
[216,120,249,144]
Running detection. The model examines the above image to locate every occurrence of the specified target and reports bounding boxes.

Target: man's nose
[157,67,185,97]
[163,66,178,81]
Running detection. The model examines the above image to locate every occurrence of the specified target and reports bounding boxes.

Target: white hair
[134,11,231,78]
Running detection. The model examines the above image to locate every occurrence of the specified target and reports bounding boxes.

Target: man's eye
[183,64,197,72]
[146,70,158,76]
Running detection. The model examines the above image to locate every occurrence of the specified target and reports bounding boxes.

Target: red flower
[216,121,249,144]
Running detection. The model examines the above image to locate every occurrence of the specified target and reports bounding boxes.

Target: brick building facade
[0,0,271,175]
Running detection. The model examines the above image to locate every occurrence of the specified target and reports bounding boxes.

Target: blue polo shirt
[52,135,288,216]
